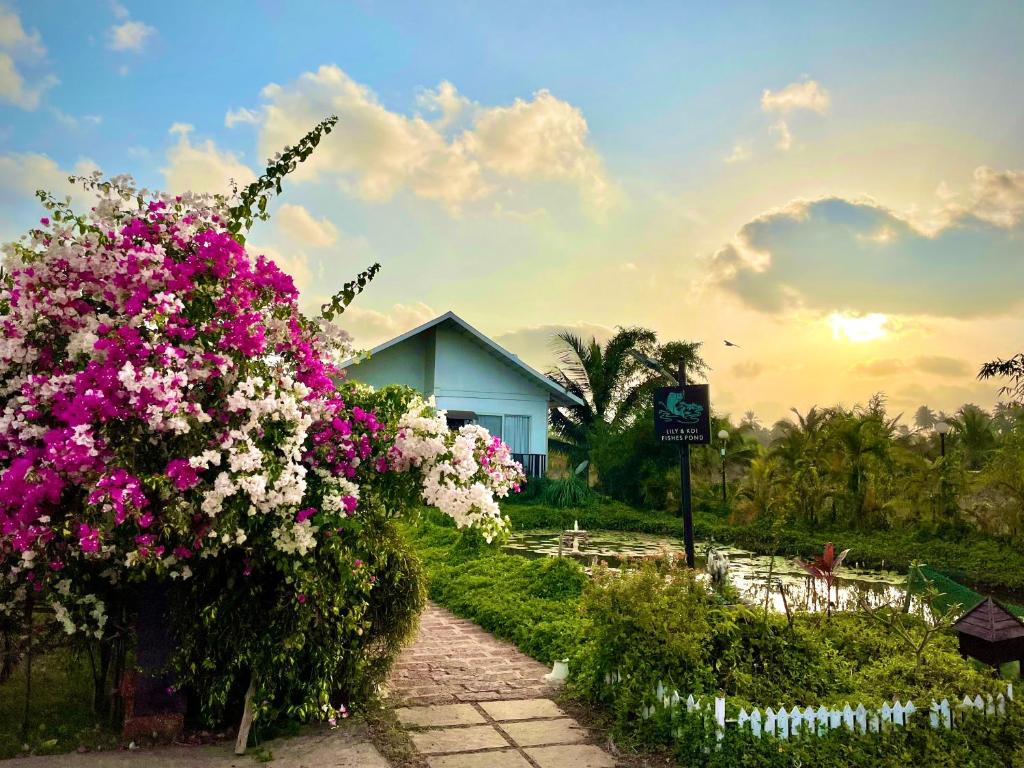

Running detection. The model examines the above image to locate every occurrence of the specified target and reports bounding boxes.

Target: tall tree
[733,456,788,524]
[770,406,831,524]
[952,404,996,470]
[548,327,656,457]
[547,327,705,459]
[829,407,893,526]
[913,405,937,431]
[979,353,1024,403]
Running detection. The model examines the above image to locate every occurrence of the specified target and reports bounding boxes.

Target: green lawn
[0,646,119,759]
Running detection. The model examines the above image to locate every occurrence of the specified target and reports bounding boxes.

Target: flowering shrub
[0,117,523,726]
[393,394,521,542]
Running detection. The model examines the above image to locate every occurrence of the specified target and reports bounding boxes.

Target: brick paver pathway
[388,602,619,767]
[388,602,555,706]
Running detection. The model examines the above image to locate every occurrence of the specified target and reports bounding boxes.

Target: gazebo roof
[953,598,1024,643]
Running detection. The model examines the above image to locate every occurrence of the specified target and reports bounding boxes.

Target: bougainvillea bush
[0,117,523,729]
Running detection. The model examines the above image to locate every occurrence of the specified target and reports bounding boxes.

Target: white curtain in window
[503,415,530,453]
[476,415,503,440]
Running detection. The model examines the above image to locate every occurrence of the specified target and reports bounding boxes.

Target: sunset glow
[828,313,891,343]
[0,2,1020,423]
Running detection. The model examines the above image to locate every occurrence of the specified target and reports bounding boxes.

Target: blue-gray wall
[344,330,433,392]
[344,323,550,455]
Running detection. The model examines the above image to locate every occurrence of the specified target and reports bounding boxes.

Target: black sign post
[654,369,711,568]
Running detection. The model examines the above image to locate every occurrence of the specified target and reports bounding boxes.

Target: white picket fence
[604,671,1015,742]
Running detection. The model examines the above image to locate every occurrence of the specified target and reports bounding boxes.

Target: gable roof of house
[341,311,585,408]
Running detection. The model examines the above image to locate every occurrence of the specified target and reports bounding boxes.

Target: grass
[410,515,585,665]
[503,499,1024,595]
[0,645,119,759]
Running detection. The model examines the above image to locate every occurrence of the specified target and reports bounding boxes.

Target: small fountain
[706,546,730,584]
[558,519,590,557]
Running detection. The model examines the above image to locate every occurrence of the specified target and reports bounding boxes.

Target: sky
[2,1,1023,423]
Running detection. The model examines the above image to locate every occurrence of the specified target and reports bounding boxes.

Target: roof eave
[342,311,587,408]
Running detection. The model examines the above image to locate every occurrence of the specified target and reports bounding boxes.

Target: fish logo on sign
[658,391,704,424]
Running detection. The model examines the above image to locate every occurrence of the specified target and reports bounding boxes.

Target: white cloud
[225,106,260,128]
[161,123,256,196]
[712,167,1024,318]
[417,80,469,129]
[341,302,438,348]
[51,107,102,128]
[0,7,54,111]
[110,1,130,20]
[0,51,55,109]
[0,152,100,209]
[469,89,610,206]
[761,80,831,114]
[276,203,339,248]
[258,66,484,209]
[108,19,155,52]
[956,166,1024,229]
[0,6,44,57]
[253,65,610,213]
[724,143,751,164]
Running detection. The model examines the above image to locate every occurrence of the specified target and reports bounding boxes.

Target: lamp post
[717,429,730,507]
[934,420,952,523]
[935,420,950,457]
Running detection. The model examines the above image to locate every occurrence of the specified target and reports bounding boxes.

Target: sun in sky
[828,313,890,343]
[0,1,1021,422]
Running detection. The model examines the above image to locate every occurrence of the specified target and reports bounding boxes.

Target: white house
[340,311,583,476]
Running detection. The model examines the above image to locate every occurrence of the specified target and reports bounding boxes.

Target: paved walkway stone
[500,718,587,747]
[389,601,621,766]
[397,703,486,728]
[410,724,510,754]
[426,750,533,768]
[526,744,618,768]
[480,698,566,721]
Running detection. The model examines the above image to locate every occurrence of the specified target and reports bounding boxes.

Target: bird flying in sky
[724,339,741,348]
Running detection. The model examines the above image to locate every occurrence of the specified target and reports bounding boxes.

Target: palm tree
[828,408,892,525]
[770,407,831,524]
[913,405,937,431]
[733,455,787,524]
[952,404,995,470]
[547,327,705,459]
[741,410,761,430]
[548,327,656,458]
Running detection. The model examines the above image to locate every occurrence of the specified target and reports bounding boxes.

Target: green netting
[909,565,1024,618]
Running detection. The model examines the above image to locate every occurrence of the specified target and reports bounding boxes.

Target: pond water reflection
[504,530,910,614]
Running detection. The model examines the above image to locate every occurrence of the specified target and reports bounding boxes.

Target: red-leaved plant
[797,542,850,616]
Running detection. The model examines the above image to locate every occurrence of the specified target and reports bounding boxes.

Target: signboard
[654,385,711,444]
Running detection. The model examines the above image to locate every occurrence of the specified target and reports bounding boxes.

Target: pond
[504,529,910,614]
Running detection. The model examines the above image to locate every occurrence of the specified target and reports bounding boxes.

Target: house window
[503,415,530,454]
[476,415,503,440]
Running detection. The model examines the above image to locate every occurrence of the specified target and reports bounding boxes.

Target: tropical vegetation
[542,322,1024,559]
[547,328,706,462]
[409,514,1024,767]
